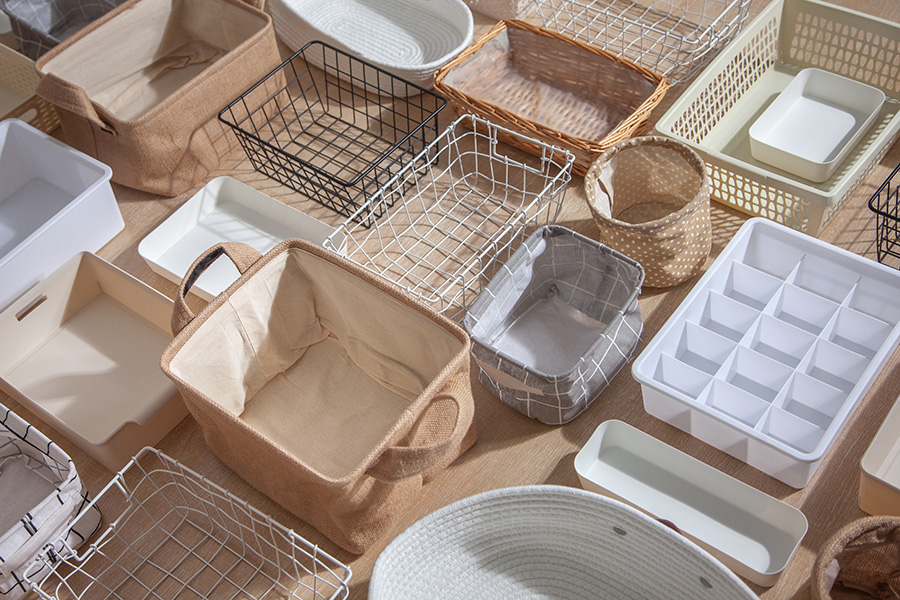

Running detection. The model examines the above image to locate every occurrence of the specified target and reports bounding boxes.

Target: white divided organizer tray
[139,176,346,301]
[860,393,900,516]
[749,68,885,183]
[0,118,123,312]
[0,253,187,471]
[575,420,807,586]
[632,218,900,488]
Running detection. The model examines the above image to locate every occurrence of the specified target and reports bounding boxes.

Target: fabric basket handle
[0,493,81,580]
[35,73,115,134]
[367,392,467,482]
[171,243,263,335]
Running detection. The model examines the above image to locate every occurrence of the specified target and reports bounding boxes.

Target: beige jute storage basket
[585,136,712,288]
[33,0,281,196]
[813,516,900,600]
[160,240,477,554]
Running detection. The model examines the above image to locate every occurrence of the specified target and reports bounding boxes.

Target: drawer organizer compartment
[632,218,900,488]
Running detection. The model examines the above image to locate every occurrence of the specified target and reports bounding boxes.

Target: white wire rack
[324,114,574,323]
[26,448,351,600]
[534,0,752,84]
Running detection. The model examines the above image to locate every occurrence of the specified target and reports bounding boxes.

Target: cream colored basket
[0,44,57,132]
[585,136,711,288]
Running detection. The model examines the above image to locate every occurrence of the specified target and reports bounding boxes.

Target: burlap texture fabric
[585,135,712,288]
[160,240,477,554]
[34,0,280,196]
[813,516,900,600]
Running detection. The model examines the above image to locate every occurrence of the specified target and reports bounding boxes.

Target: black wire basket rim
[868,161,900,221]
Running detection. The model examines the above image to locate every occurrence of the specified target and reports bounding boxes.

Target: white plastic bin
[632,218,900,488]
[0,118,122,312]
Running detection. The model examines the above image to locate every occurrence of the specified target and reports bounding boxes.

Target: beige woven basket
[0,43,57,133]
[812,516,900,600]
[584,136,711,288]
[434,20,669,176]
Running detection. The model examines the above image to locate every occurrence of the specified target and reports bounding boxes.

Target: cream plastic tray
[0,253,187,471]
[749,68,885,183]
[632,218,900,488]
[860,393,900,516]
[139,176,346,302]
[575,420,807,586]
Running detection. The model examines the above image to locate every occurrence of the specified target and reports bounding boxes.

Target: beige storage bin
[0,44,57,132]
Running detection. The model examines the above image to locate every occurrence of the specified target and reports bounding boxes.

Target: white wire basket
[534,0,752,84]
[324,114,575,322]
[26,447,352,600]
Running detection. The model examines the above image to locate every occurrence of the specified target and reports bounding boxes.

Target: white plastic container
[575,420,808,586]
[0,253,187,471]
[860,393,900,516]
[138,176,346,302]
[749,68,885,183]
[632,218,900,488]
[0,118,122,312]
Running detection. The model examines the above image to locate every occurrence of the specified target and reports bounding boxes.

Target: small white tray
[575,420,807,586]
[0,253,187,471]
[632,218,900,488]
[138,176,345,302]
[749,68,885,183]
[860,393,900,516]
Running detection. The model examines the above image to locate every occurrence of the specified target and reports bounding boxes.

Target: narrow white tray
[860,393,900,516]
[139,176,346,301]
[575,420,808,587]
[749,68,884,183]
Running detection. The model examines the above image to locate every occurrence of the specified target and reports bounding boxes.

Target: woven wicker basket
[812,516,900,600]
[584,136,711,288]
[434,20,669,176]
[461,0,534,19]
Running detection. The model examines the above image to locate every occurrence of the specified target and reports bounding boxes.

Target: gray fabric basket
[0,0,125,60]
[463,225,644,425]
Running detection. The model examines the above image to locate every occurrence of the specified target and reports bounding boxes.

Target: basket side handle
[35,72,116,134]
[171,242,263,335]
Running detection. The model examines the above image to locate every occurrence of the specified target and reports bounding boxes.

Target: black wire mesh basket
[219,41,445,228]
[869,162,900,268]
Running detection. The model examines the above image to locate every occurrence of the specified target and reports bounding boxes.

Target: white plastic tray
[575,420,807,586]
[0,253,187,471]
[632,218,900,488]
[860,393,900,516]
[749,68,885,183]
[0,118,122,312]
[138,176,345,302]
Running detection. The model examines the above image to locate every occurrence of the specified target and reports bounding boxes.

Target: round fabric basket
[812,515,900,600]
[584,136,711,288]
[370,485,757,600]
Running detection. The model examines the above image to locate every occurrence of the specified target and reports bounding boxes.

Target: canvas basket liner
[585,135,712,288]
[464,226,644,425]
[160,240,476,554]
[0,402,101,599]
[33,0,280,196]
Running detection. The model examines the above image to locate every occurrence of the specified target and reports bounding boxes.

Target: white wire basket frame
[534,0,753,84]
[324,114,575,323]
[25,447,351,600]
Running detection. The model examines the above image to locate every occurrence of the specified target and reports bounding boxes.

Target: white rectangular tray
[575,420,807,586]
[0,118,122,312]
[749,68,884,183]
[632,218,900,488]
[860,393,900,516]
[138,176,346,301]
[0,253,187,471]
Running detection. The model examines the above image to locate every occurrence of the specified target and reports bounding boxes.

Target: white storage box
[632,218,900,488]
[575,420,807,586]
[0,253,187,471]
[138,176,346,302]
[749,68,885,183]
[860,393,900,516]
[0,118,123,312]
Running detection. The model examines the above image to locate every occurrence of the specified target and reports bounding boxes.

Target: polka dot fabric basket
[585,136,712,288]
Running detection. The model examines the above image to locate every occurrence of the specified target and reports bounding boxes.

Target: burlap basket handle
[35,72,116,134]
[367,393,465,481]
[171,242,263,335]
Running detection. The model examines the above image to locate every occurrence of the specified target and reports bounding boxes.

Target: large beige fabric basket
[585,135,712,288]
[160,240,477,554]
[34,0,280,196]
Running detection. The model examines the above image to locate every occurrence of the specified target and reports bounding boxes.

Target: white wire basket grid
[535,0,752,84]
[324,114,575,323]
[25,447,352,600]
[219,40,446,228]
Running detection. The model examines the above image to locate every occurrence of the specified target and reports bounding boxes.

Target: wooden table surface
[4,0,900,598]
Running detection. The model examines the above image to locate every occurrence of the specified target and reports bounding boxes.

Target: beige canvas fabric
[160,240,477,554]
[34,0,280,196]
